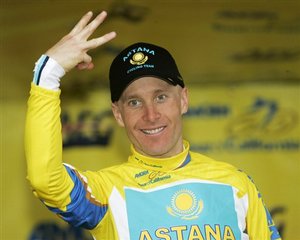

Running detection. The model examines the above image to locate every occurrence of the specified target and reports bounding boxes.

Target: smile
[141,127,165,135]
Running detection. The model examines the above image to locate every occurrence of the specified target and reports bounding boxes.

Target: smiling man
[112,76,188,157]
[25,11,281,240]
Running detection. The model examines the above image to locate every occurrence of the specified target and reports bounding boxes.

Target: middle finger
[79,11,108,40]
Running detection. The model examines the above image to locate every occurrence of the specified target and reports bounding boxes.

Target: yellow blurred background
[1,0,299,239]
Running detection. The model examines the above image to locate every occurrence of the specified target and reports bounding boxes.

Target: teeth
[142,127,164,135]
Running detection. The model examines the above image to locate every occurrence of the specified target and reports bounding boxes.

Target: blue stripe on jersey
[46,166,108,229]
[33,55,49,85]
[265,206,281,239]
[175,153,191,169]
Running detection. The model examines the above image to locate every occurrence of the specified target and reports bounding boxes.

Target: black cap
[109,42,184,102]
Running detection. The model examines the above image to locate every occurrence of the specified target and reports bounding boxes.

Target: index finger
[83,31,117,51]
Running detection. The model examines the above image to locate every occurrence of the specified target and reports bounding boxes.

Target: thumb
[77,62,94,70]
[76,54,93,70]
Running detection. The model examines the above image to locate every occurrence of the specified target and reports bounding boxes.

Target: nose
[143,103,161,122]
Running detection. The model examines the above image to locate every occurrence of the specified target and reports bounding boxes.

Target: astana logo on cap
[130,52,148,65]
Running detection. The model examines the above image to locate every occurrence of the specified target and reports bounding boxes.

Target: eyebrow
[120,87,171,103]
[120,94,140,102]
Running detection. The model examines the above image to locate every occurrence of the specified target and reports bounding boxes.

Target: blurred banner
[1,1,299,240]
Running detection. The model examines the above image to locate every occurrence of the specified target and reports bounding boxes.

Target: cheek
[121,111,139,130]
[164,106,182,125]
[171,101,184,116]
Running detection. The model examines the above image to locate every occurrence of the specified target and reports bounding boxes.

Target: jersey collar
[128,140,190,171]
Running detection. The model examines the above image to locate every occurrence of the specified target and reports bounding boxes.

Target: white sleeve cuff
[33,55,65,90]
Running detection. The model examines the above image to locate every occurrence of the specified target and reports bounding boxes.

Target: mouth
[141,126,165,135]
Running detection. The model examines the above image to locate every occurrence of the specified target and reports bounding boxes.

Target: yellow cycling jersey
[25,83,281,240]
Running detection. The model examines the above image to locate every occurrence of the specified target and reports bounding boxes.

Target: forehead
[121,76,174,98]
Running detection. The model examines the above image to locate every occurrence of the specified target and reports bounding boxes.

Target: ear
[180,87,189,114]
[111,102,125,127]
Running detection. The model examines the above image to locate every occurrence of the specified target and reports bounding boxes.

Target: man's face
[112,76,188,158]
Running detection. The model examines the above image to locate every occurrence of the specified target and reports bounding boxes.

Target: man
[25,11,281,240]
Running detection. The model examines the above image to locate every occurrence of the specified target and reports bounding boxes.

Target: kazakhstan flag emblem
[166,189,204,220]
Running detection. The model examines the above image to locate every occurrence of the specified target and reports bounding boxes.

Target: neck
[128,140,190,171]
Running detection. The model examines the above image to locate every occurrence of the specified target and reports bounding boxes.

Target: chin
[134,134,178,157]
[142,145,173,158]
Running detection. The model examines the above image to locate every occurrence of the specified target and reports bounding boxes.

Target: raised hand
[45,11,116,72]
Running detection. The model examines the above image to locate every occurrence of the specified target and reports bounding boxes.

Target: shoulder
[189,151,252,191]
[189,151,238,172]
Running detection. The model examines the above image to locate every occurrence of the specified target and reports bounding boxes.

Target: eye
[156,94,167,103]
[128,99,142,107]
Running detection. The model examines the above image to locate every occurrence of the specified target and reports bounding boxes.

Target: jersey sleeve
[25,83,108,229]
[244,173,281,240]
[25,83,73,207]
